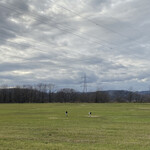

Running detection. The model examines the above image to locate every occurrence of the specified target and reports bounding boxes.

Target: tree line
[0,84,150,103]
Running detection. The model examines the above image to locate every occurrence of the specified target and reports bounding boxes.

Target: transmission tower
[81,74,88,93]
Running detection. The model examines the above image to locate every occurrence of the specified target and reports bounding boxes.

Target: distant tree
[95,91,109,103]
[128,87,134,102]
[47,84,55,102]
[128,91,134,102]
[0,85,9,102]
[56,88,77,102]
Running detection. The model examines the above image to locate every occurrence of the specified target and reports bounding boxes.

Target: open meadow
[0,103,150,150]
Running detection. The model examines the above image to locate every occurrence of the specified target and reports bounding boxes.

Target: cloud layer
[0,0,150,91]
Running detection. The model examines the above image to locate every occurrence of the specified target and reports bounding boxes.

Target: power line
[50,0,144,46]
[0,2,129,51]
[50,1,131,39]
[0,2,140,53]
[0,1,142,75]
[0,3,107,48]
[81,73,88,93]
[78,0,142,34]
[0,23,63,48]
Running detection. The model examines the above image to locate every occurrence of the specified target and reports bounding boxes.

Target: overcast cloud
[0,0,150,91]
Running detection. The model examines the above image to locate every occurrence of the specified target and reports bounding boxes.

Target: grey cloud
[0,0,150,91]
[8,0,29,12]
[0,62,37,72]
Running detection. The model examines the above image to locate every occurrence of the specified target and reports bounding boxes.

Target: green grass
[0,103,150,150]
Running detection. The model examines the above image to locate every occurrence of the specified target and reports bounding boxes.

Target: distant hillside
[137,91,150,95]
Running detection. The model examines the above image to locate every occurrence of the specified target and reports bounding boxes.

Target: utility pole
[81,73,88,93]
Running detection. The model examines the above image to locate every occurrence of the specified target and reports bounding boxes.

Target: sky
[0,0,150,92]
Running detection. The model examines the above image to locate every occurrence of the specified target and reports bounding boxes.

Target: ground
[0,103,150,150]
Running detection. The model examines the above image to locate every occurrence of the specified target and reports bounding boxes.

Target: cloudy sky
[0,0,150,91]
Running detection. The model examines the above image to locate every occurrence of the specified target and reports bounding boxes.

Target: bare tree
[47,84,55,102]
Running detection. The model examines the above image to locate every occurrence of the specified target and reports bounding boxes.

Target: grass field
[0,103,150,150]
